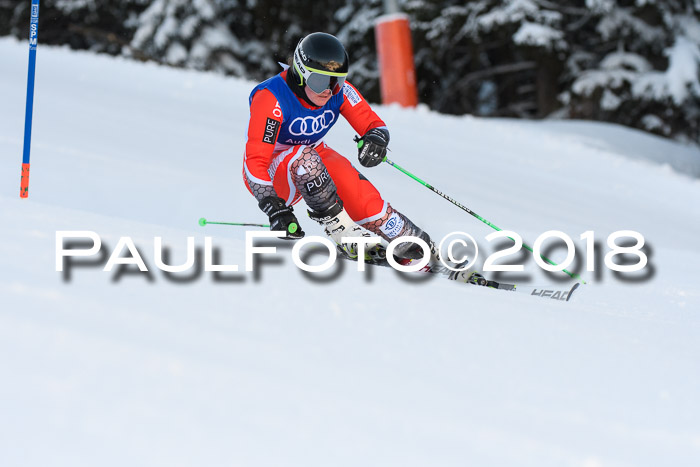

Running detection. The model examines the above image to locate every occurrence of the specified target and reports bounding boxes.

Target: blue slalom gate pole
[20,0,40,198]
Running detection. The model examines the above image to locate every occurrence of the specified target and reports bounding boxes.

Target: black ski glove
[356,128,390,168]
[258,196,304,239]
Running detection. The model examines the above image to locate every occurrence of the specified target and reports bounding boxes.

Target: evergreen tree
[334,0,384,103]
[1,0,148,55]
[406,0,568,117]
[564,0,700,141]
[1,0,699,143]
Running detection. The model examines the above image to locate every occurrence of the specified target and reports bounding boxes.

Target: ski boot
[466,271,488,286]
[425,238,471,275]
[428,241,496,287]
[392,234,469,274]
[385,233,444,271]
[450,270,500,288]
[309,200,383,261]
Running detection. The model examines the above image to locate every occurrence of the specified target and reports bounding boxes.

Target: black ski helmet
[291,32,349,94]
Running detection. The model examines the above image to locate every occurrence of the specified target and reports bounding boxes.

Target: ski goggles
[293,51,347,94]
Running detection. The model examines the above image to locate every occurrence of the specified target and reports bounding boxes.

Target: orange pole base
[20,163,30,198]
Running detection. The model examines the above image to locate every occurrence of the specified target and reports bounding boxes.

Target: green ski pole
[384,158,586,284]
[198,217,298,234]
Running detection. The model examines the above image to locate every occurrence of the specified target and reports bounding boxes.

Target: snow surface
[2,37,700,466]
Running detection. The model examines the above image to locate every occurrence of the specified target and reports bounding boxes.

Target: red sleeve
[339,81,387,136]
[244,88,284,184]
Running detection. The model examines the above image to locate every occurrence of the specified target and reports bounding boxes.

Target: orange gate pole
[375,14,418,107]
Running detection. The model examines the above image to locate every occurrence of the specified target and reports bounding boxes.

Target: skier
[242,32,441,265]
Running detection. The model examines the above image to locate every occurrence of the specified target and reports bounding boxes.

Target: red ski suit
[243,70,389,224]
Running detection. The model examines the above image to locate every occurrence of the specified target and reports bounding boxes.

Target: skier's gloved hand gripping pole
[355,128,390,168]
[198,197,303,238]
[376,153,587,285]
[258,196,304,239]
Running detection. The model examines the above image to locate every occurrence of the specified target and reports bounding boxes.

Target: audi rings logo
[289,111,336,136]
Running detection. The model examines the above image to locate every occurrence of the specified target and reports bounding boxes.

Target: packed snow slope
[1,38,700,467]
